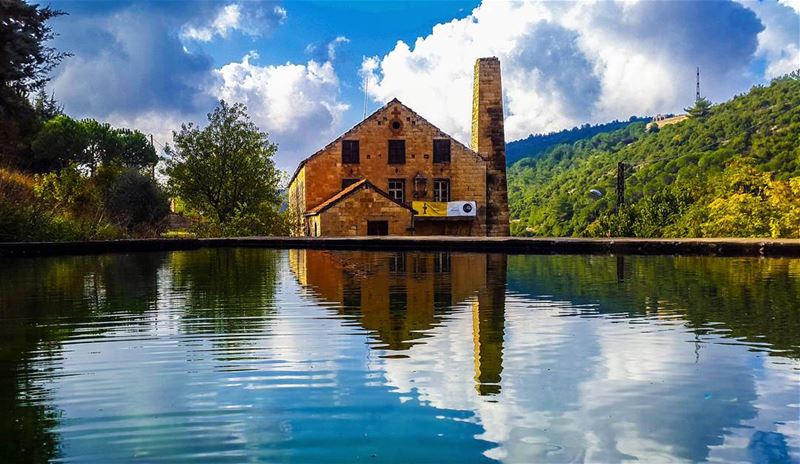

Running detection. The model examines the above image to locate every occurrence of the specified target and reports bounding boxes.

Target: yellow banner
[412,201,448,217]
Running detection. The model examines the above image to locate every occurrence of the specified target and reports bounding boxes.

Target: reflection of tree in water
[169,248,280,352]
[507,255,800,358]
[0,253,165,463]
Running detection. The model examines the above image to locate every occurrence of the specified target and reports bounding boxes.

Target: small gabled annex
[304,179,416,236]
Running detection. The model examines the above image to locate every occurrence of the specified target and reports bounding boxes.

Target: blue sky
[46,0,800,171]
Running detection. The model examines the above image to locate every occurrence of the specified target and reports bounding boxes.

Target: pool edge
[1,236,800,257]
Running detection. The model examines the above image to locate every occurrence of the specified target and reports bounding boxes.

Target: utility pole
[150,134,156,179]
[616,162,626,210]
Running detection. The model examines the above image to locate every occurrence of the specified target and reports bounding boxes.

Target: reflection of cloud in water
[378,296,799,462]
[4,250,798,462]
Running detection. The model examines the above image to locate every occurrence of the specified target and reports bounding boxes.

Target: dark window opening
[342,178,360,189]
[388,140,405,164]
[391,120,402,130]
[434,252,451,273]
[389,253,406,273]
[388,179,405,203]
[388,287,407,313]
[433,179,450,202]
[367,220,389,236]
[433,139,451,163]
[342,140,359,164]
[342,282,361,308]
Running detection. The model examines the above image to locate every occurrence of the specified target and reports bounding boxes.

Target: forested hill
[505,116,649,165]
[508,72,800,238]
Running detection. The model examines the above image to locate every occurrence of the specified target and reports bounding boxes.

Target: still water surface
[0,249,798,463]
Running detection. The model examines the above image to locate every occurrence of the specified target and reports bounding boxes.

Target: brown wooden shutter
[342,140,359,164]
[388,140,405,164]
[433,139,451,163]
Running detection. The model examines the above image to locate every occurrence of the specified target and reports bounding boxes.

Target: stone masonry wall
[471,58,510,236]
[287,165,306,236]
[299,100,488,236]
[315,185,413,236]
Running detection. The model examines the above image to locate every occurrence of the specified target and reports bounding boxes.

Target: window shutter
[342,140,359,164]
[388,140,405,164]
[433,139,451,163]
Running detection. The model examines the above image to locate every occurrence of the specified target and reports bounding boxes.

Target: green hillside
[508,72,800,238]
[505,116,649,165]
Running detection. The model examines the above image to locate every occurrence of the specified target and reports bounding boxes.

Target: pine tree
[685,96,712,118]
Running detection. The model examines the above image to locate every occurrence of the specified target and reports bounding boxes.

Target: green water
[0,249,798,463]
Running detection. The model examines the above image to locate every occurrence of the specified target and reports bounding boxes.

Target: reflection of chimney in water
[473,254,507,396]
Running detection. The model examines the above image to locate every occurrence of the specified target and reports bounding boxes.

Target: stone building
[287,57,509,236]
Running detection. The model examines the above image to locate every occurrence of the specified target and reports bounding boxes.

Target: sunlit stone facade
[287,57,509,237]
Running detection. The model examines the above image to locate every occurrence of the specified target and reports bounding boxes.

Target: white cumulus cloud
[180,2,287,43]
[181,4,243,42]
[361,0,795,143]
[739,0,800,78]
[212,52,350,169]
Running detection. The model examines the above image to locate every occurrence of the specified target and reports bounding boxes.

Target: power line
[149,134,168,151]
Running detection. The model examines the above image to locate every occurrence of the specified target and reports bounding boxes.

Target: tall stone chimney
[471,57,510,236]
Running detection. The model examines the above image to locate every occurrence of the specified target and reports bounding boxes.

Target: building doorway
[367,220,389,236]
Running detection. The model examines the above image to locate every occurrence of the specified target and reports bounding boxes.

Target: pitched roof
[287,98,485,187]
[306,179,416,216]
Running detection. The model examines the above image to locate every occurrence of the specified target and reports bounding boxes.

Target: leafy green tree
[0,0,68,165]
[30,116,157,174]
[31,115,87,171]
[32,89,62,121]
[164,100,282,228]
[115,129,158,170]
[590,188,697,237]
[80,119,120,176]
[685,96,712,118]
[0,0,68,96]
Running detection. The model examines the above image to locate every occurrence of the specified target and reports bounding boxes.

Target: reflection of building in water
[473,254,506,395]
[289,249,506,394]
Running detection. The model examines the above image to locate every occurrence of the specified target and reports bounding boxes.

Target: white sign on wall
[447,201,477,217]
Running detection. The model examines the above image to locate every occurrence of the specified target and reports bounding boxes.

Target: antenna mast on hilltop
[696,67,701,102]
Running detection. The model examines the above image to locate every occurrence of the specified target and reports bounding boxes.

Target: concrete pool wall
[1,236,800,257]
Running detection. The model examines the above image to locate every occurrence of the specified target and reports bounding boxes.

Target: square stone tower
[471,57,510,236]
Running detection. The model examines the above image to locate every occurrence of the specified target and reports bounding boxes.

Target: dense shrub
[189,203,290,238]
[103,169,169,233]
[589,161,800,238]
